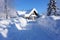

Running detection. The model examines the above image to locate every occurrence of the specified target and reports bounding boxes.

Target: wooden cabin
[24,8,39,20]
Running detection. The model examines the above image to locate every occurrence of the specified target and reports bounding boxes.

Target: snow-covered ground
[0,15,60,40]
[0,17,27,38]
[37,15,60,40]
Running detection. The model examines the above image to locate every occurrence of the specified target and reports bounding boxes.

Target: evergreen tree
[47,0,57,16]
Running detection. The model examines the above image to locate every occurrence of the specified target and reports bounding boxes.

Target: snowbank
[0,15,60,40]
[37,15,60,40]
[0,17,27,38]
[51,15,60,20]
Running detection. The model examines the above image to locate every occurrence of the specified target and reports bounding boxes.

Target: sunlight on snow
[0,28,8,38]
[51,15,60,20]
[0,17,27,38]
[19,17,27,27]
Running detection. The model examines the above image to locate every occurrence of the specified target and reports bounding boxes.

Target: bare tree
[0,0,17,19]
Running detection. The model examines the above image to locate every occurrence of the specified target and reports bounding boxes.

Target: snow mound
[36,15,60,40]
[0,20,10,38]
[51,15,60,20]
[14,17,27,30]
[0,17,27,38]
[0,15,60,40]
[0,28,8,38]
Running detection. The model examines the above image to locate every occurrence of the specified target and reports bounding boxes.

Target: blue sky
[13,0,60,14]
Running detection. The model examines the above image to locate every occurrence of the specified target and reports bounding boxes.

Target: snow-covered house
[17,8,40,20]
[24,8,39,20]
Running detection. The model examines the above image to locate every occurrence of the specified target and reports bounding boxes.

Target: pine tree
[47,0,57,16]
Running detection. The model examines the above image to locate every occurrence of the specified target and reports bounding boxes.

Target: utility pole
[47,0,57,16]
[4,0,8,19]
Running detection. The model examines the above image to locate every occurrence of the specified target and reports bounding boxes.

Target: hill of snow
[0,15,60,40]
[0,17,27,38]
[37,15,60,40]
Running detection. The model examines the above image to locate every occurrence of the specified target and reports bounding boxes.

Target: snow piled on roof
[17,11,26,15]
[17,8,38,17]
[26,8,38,14]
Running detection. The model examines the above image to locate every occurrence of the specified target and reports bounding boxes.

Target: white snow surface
[0,15,60,40]
[51,15,60,20]
[0,17,27,38]
[17,11,26,15]
[37,15,60,40]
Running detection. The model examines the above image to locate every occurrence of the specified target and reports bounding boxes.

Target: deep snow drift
[0,15,60,40]
[37,15,60,40]
[0,17,27,38]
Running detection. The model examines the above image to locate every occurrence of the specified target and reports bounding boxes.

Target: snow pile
[0,28,8,38]
[19,18,27,27]
[51,15,60,20]
[37,15,60,40]
[0,20,10,38]
[0,15,60,40]
[14,17,27,30]
[37,16,56,27]
[0,20,10,28]
[0,17,27,38]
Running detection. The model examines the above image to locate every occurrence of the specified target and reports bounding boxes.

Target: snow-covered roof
[17,11,26,15]
[17,8,38,17]
[25,8,38,17]
[26,8,38,14]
